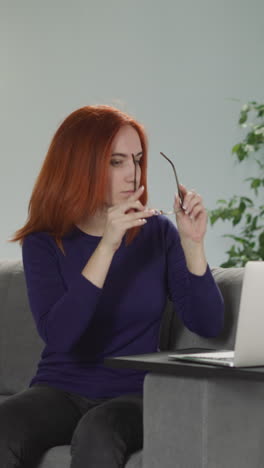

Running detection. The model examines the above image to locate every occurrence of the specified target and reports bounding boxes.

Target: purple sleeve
[164,219,224,337]
[22,233,102,352]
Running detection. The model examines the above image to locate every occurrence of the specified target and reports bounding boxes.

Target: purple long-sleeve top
[22,215,224,399]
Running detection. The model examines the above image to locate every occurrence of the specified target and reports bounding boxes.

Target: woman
[3,105,224,468]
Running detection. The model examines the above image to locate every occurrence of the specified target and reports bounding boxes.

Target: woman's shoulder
[22,230,58,259]
[150,213,179,237]
[143,215,180,253]
[23,230,55,244]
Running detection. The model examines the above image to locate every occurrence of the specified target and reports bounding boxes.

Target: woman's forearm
[180,238,207,276]
[81,240,115,288]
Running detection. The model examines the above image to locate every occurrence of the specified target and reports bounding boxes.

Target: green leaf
[251,179,261,189]
[231,209,242,225]
[223,235,248,245]
[247,131,260,145]
[232,144,241,154]
[240,196,253,205]
[259,232,264,257]
[239,112,248,125]
[246,213,252,224]
[255,158,264,170]
[259,231,264,246]
[251,216,258,230]
[209,215,217,225]
[238,201,246,212]
[236,146,247,161]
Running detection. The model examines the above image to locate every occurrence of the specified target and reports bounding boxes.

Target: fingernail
[140,186,144,191]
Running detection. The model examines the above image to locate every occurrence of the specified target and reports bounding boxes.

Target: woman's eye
[110,159,142,167]
[111,160,122,166]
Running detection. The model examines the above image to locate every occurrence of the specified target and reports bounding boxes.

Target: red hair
[8,105,149,255]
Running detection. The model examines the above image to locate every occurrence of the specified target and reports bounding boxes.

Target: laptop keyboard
[168,351,235,365]
[210,357,234,362]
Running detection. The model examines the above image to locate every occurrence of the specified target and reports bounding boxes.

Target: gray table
[105,351,264,468]
[105,349,264,380]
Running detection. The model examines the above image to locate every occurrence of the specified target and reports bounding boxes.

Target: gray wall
[1,0,264,266]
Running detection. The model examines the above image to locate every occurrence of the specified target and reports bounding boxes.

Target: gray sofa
[0,260,248,467]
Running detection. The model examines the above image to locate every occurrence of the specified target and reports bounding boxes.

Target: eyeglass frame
[132,151,185,216]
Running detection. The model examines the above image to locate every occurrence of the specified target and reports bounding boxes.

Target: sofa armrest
[143,372,205,468]
[142,370,264,468]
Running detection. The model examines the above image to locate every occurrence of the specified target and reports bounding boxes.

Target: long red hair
[8,105,149,255]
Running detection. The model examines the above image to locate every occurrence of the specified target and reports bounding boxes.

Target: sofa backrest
[159,266,244,351]
[0,260,43,395]
[0,260,244,395]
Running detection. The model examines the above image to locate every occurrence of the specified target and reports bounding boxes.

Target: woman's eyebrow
[111,151,143,158]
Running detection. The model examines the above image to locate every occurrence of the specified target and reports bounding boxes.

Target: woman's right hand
[100,186,158,253]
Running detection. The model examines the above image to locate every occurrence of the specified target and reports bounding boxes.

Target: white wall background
[1,0,264,265]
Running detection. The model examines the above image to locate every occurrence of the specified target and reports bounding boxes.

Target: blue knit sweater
[22,215,224,399]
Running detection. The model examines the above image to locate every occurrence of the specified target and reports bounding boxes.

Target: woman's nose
[126,157,139,179]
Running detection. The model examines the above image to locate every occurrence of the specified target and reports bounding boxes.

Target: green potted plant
[209,101,264,267]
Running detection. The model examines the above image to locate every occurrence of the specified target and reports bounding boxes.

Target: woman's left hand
[174,184,208,243]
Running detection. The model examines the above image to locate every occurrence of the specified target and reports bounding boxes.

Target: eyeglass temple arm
[160,152,184,205]
[132,153,137,191]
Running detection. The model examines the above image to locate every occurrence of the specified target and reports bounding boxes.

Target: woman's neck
[76,209,107,236]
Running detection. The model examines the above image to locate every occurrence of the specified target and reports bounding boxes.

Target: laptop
[168,261,264,367]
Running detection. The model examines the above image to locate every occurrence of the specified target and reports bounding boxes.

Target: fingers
[125,200,145,213]
[178,183,187,198]
[191,204,207,220]
[123,186,146,213]
[182,190,205,219]
[182,190,199,211]
[129,185,145,201]
[121,186,157,214]
[125,207,158,222]
[174,186,206,219]
[174,194,182,212]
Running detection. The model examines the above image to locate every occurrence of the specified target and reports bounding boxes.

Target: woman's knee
[70,404,127,468]
[71,394,143,453]
[0,396,36,467]
[0,386,78,467]
[0,395,30,439]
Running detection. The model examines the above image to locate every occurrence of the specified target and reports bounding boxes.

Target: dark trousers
[0,384,143,468]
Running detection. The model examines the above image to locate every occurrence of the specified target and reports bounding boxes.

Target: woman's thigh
[71,393,143,468]
[0,385,82,468]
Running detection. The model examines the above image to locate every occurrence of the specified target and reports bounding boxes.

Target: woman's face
[105,125,143,207]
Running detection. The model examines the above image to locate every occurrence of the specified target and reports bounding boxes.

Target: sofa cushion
[0,394,9,404]
[0,260,43,394]
[36,446,70,468]
[36,445,142,468]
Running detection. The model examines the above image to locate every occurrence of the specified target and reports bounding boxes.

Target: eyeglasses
[157,152,184,215]
[132,151,184,216]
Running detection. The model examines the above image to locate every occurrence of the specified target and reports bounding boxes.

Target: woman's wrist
[180,238,207,276]
[99,239,117,255]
